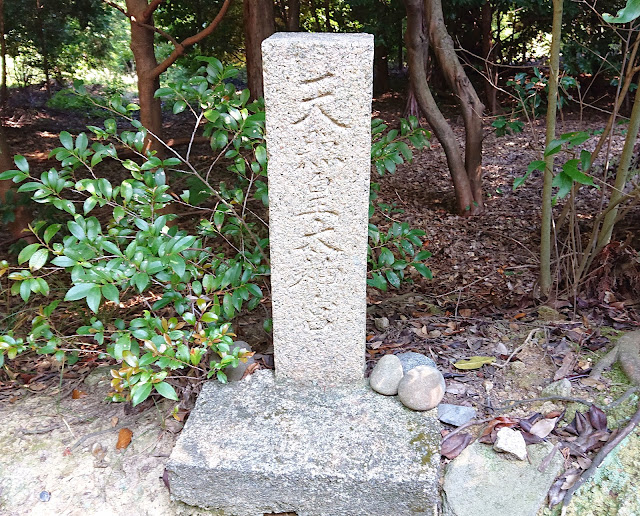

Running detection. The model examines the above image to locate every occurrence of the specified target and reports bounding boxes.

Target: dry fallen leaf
[453,356,496,370]
[28,382,48,392]
[459,308,472,318]
[529,417,558,438]
[579,377,606,389]
[111,416,119,427]
[554,352,577,381]
[445,381,468,395]
[115,428,133,450]
[71,389,87,399]
[441,432,473,459]
[587,404,607,431]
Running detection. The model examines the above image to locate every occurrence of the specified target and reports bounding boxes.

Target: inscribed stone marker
[263,33,374,385]
[167,35,441,514]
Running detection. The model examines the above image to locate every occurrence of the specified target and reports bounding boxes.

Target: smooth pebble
[397,365,445,411]
[369,354,404,395]
[396,351,436,373]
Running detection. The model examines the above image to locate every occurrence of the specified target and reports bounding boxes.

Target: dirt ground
[1,87,639,514]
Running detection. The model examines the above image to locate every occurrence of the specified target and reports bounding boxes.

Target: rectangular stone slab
[262,33,373,385]
[167,371,440,516]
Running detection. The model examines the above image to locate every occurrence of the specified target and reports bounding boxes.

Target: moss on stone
[564,429,640,516]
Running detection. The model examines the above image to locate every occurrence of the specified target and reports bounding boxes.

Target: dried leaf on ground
[441,432,473,459]
[554,352,577,381]
[115,428,133,450]
[587,404,607,431]
[529,417,558,438]
[71,389,87,399]
[453,356,496,370]
[479,416,519,444]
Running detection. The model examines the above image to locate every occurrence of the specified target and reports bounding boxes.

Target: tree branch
[101,0,129,18]
[143,0,165,20]
[150,0,233,79]
[101,0,180,47]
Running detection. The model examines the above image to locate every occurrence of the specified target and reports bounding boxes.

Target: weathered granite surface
[560,429,640,516]
[263,33,373,385]
[443,441,563,516]
[167,370,440,515]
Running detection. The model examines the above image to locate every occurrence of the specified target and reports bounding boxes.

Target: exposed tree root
[562,403,640,510]
[590,330,640,386]
[559,330,640,510]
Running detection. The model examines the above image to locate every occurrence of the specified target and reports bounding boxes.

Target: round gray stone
[369,354,404,395]
[397,351,437,374]
[397,365,446,411]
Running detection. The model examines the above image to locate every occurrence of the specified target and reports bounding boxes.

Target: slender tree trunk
[374,44,390,95]
[324,0,330,31]
[35,0,50,96]
[287,0,300,31]
[125,0,163,153]
[0,125,31,240]
[310,0,321,31]
[404,0,475,215]
[0,0,7,105]
[481,1,498,114]
[243,0,275,100]
[540,0,563,296]
[598,85,640,248]
[404,0,429,119]
[424,0,485,214]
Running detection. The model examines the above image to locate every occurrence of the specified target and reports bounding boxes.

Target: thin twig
[493,328,540,368]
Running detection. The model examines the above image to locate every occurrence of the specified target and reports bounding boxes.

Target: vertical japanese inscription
[263,33,374,385]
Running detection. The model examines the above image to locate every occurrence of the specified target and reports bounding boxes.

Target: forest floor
[1,86,639,514]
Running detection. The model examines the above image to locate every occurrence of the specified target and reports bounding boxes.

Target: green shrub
[0,57,431,405]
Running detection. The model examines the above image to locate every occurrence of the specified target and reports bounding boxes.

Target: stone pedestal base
[167,370,440,516]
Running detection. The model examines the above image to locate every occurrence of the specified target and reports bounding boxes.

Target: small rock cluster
[369,352,445,411]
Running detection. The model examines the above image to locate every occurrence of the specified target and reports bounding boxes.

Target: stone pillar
[262,33,373,385]
[167,34,440,516]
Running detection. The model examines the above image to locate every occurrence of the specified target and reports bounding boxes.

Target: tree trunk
[0,125,31,240]
[374,44,390,96]
[125,0,163,154]
[310,0,321,31]
[0,0,7,105]
[404,0,475,215]
[540,0,563,296]
[287,0,300,31]
[481,0,498,115]
[243,0,275,100]
[598,83,640,248]
[324,0,330,31]
[424,0,485,214]
[398,19,404,69]
[404,0,429,119]
[35,0,50,96]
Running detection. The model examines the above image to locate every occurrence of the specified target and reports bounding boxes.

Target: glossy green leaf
[154,381,179,401]
[131,381,153,406]
[86,286,102,313]
[18,243,40,264]
[102,284,120,303]
[65,282,99,301]
[29,248,49,271]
